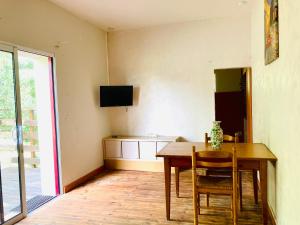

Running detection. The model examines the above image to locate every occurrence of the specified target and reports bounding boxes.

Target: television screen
[100,85,133,107]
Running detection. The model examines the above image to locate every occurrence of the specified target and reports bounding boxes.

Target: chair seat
[197,175,233,191]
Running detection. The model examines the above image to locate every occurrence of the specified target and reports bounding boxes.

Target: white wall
[251,1,300,224]
[0,0,110,187]
[108,18,251,141]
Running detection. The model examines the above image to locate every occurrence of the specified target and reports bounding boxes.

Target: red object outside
[48,57,60,195]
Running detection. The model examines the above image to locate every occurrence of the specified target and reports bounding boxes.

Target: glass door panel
[18,51,59,212]
[0,48,24,224]
[0,43,59,224]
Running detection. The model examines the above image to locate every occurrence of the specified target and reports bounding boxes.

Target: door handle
[17,125,23,153]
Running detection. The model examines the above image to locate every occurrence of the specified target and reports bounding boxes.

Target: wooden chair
[205,132,239,177]
[175,133,239,198]
[204,133,238,206]
[192,146,238,225]
[205,133,259,210]
[205,132,239,144]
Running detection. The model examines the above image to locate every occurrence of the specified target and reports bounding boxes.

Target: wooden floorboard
[17,170,267,225]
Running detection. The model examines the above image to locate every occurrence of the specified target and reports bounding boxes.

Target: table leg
[239,171,243,211]
[253,170,259,204]
[260,160,268,225]
[175,167,179,198]
[164,158,171,220]
[233,169,238,225]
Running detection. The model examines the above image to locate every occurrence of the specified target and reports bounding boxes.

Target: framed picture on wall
[264,0,279,65]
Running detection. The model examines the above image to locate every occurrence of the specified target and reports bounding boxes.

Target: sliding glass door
[18,51,60,212]
[0,42,60,224]
[0,45,26,224]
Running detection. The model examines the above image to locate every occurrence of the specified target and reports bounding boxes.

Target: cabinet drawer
[122,141,139,159]
[139,142,156,160]
[105,140,121,158]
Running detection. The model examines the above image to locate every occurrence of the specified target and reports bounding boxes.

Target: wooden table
[156,142,277,225]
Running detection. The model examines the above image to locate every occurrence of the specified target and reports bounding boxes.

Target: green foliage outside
[0,51,37,135]
[0,52,15,124]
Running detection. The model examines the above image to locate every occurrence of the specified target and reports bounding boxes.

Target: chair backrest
[205,132,239,144]
[192,146,237,170]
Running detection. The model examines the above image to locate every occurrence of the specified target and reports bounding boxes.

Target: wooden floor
[17,170,266,225]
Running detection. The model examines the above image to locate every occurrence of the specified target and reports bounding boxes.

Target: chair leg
[232,194,237,225]
[253,170,259,204]
[192,167,198,225]
[198,193,201,215]
[175,167,180,198]
[194,192,199,225]
[206,193,210,207]
[231,195,233,219]
[239,171,243,211]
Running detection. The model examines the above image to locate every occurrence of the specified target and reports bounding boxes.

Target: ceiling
[49,0,252,31]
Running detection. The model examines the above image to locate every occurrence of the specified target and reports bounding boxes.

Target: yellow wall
[251,1,300,224]
[0,0,110,186]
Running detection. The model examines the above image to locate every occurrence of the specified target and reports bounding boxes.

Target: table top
[156,142,277,161]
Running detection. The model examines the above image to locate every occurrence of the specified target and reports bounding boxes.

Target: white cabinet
[103,136,179,171]
[156,141,170,151]
[104,136,179,162]
[156,141,170,161]
[139,142,156,160]
[105,140,121,158]
[122,141,139,159]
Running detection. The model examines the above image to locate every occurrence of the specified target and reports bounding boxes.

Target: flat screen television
[100,85,133,107]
